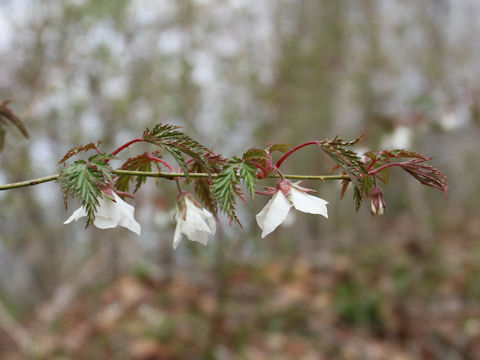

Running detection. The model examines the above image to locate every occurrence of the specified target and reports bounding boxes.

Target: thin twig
[0,174,60,190]
[0,171,349,191]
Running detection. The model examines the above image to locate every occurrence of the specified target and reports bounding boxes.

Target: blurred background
[0,0,480,359]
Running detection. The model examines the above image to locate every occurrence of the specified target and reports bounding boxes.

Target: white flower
[173,196,216,249]
[256,180,328,238]
[64,192,141,235]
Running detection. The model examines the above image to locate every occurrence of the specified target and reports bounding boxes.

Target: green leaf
[59,156,114,227]
[143,123,213,180]
[164,144,189,179]
[211,158,243,225]
[242,147,269,171]
[353,186,362,212]
[115,152,157,193]
[188,152,227,218]
[194,177,218,218]
[239,162,258,199]
[88,153,115,182]
[243,147,269,162]
[318,136,369,207]
[211,155,260,225]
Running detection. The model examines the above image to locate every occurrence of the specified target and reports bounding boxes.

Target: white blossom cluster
[64,180,329,248]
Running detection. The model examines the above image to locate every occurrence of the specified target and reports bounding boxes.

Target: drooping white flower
[64,192,141,235]
[173,195,216,249]
[256,180,328,238]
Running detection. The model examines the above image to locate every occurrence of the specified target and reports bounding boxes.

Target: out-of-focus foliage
[0,100,29,151]
[1,0,480,359]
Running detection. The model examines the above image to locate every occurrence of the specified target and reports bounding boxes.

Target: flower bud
[370,186,386,216]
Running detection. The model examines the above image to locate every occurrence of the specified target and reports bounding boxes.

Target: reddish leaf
[59,142,101,164]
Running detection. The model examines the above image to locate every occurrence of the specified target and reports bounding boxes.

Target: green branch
[0,170,349,191]
[0,174,60,190]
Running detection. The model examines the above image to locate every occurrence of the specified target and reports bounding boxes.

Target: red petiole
[146,155,176,173]
[275,141,320,169]
[111,138,145,157]
[368,158,424,176]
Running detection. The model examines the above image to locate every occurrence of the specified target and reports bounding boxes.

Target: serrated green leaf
[59,156,113,227]
[194,178,217,218]
[210,155,259,225]
[143,123,213,179]
[115,152,156,193]
[353,186,362,212]
[242,147,269,172]
[239,162,258,199]
[211,158,243,225]
[188,155,225,218]
[164,144,189,179]
[319,136,368,204]
[243,148,269,161]
[363,176,375,196]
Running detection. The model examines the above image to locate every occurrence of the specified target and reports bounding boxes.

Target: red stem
[368,159,423,176]
[111,138,144,157]
[246,161,268,179]
[147,155,176,173]
[274,167,285,180]
[275,141,320,168]
[366,159,378,171]
[255,190,276,196]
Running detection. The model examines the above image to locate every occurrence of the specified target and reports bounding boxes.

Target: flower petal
[93,215,119,229]
[186,228,209,245]
[173,198,215,248]
[118,216,141,235]
[113,193,141,235]
[202,208,216,235]
[256,191,292,238]
[289,187,328,218]
[64,206,87,224]
[173,215,183,249]
[64,193,141,235]
[95,196,121,226]
[184,198,212,233]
